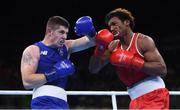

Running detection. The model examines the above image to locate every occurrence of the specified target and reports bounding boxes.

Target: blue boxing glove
[44,59,75,82]
[74,16,96,37]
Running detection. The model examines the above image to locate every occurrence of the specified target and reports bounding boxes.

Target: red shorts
[129,88,169,110]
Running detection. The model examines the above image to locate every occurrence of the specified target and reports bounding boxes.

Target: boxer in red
[89,8,169,109]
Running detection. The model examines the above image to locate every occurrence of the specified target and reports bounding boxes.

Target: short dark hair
[46,16,70,30]
[105,8,135,29]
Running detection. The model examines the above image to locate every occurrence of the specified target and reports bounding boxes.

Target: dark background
[0,0,180,109]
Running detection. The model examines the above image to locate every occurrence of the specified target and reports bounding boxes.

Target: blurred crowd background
[0,0,180,109]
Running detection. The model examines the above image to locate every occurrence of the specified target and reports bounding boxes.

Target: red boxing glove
[110,49,144,71]
[94,29,114,59]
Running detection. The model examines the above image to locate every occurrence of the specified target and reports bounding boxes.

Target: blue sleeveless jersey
[34,41,69,88]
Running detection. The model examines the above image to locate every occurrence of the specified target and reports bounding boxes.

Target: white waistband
[32,85,67,101]
[127,76,165,100]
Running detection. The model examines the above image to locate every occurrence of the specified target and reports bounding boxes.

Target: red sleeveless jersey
[115,33,149,87]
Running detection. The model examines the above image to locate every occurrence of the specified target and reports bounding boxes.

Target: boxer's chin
[58,40,65,47]
[58,44,64,47]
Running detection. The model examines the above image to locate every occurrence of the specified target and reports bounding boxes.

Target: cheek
[57,36,65,41]
[115,26,122,33]
[51,32,57,39]
[119,25,126,31]
[53,32,59,36]
[55,34,62,40]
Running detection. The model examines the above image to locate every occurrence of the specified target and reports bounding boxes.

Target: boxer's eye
[59,30,65,34]
[59,30,68,35]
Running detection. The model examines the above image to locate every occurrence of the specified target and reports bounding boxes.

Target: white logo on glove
[118,53,127,62]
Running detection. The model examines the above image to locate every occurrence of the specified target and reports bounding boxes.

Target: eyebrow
[109,22,116,26]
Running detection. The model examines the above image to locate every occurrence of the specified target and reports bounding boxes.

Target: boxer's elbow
[21,75,34,89]
[160,64,167,77]
[154,63,167,77]
[22,81,34,90]
[22,77,36,90]
[143,62,167,77]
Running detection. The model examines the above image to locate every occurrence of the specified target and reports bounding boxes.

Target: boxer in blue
[20,16,96,109]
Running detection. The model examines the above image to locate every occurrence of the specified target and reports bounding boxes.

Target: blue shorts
[31,96,69,109]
